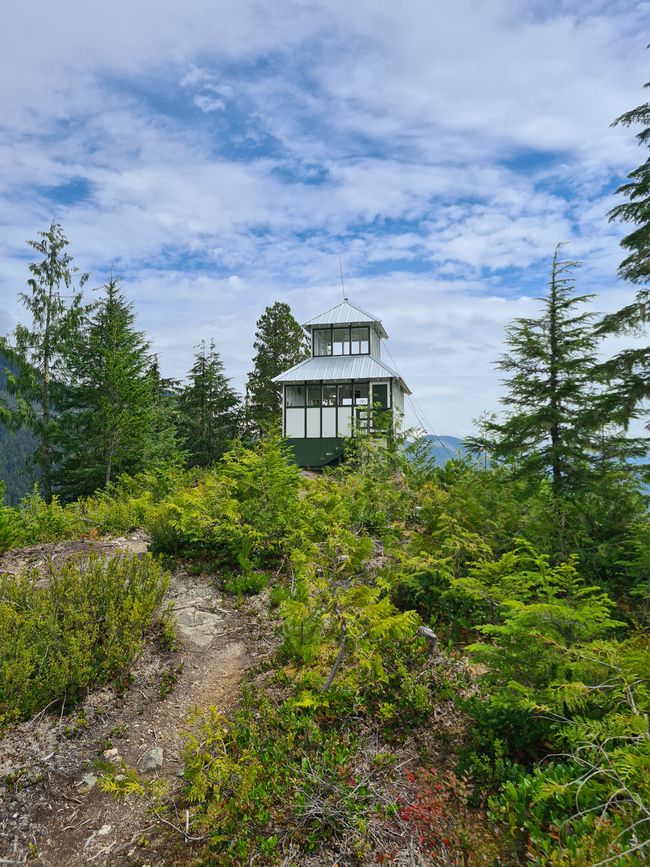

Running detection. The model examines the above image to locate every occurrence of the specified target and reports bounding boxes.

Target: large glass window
[338,384,353,405]
[313,330,332,356]
[351,327,369,354]
[312,326,371,356]
[307,385,322,407]
[287,381,379,410]
[286,385,305,407]
[332,328,350,355]
[354,383,369,405]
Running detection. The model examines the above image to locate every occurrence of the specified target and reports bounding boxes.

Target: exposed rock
[168,573,225,647]
[138,747,163,773]
[101,747,119,761]
[80,773,97,789]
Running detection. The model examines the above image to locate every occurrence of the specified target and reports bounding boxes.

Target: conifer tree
[0,223,88,501]
[471,247,600,493]
[54,279,164,498]
[179,340,241,467]
[245,302,309,434]
[598,76,650,425]
[145,357,183,469]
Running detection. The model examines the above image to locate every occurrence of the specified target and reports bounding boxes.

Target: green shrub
[73,466,189,536]
[148,435,303,569]
[15,486,86,544]
[180,690,386,863]
[225,570,268,595]
[0,481,19,553]
[75,489,153,536]
[0,552,169,723]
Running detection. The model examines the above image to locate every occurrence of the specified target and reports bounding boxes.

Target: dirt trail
[0,537,255,866]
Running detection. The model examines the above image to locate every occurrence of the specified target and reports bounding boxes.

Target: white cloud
[0,0,647,434]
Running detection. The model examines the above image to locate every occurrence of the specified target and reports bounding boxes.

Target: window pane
[323,385,337,406]
[354,383,368,405]
[371,383,388,409]
[286,385,305,407]
[351,327,369,354]
[338,384,353,405]
[307,385,322,407]
[313,330,331,356]
[332,328,349,355]
[356,407,369,430]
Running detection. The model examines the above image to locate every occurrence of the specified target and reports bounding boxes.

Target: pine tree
[245,302,309,434]
[471,247,601,493]
[0,223,88,501]
[598,76,650,425]
[54,279,164,498]
[179,340,241,467]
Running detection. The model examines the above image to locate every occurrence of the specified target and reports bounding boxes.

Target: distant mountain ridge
[418,434,467,466]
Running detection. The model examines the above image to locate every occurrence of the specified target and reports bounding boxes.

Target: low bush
[14,486,86,544]
[0,552,169,723]
[74,466,190,536]
[147,435,303,569]
[0,481,19,553]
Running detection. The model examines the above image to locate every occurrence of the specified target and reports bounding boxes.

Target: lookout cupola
[273,299,410,467]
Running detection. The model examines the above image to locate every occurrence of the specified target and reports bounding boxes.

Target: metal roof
[302,300,388,338]
[272,354,411,394]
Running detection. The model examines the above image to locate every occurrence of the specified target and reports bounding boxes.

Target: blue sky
[0,0,648,435]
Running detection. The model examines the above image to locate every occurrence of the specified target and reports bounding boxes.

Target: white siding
[286,408,305,438]
[370,328,381,358]
[306,408,320,438]
[392,380,405,416]
[338,407,352,436]
[322,407,336,437]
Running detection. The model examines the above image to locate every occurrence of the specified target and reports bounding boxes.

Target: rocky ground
[0,537,261,866]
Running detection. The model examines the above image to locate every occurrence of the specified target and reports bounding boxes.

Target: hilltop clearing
[0,434,647,865]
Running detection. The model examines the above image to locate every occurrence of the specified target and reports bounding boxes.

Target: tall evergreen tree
[245,302,309,434]
[179,340,241,467]
[145,357,183,470]
[471,247,601,493]
[0,223,87,501]
[598,75,650,425]
[54,279,166,498]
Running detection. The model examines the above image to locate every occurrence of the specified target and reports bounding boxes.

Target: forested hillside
[0,353,37,504]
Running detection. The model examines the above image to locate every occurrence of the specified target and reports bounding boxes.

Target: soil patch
[0,539,255,866]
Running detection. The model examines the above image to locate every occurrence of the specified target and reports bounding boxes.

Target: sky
[0,0,648,436]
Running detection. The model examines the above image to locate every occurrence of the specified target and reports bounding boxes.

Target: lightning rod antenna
[339,257,348,302]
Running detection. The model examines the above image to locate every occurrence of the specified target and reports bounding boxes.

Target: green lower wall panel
[286,438,345,468]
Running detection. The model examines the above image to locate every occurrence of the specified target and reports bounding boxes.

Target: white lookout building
[273,300,410,467]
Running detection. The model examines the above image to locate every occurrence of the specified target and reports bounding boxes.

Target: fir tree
[245,302,309,434]
[145,357,183,469]
[609,76,650,286]
[471,247,600,493]
[179,340,241,467]
[598,75,650,426]
[0,223,88,501]
[54,279,164,498]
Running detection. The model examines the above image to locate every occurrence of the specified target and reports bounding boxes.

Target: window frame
[285,384,306,407]
[284,379,393,439]
[312,325,371,357]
